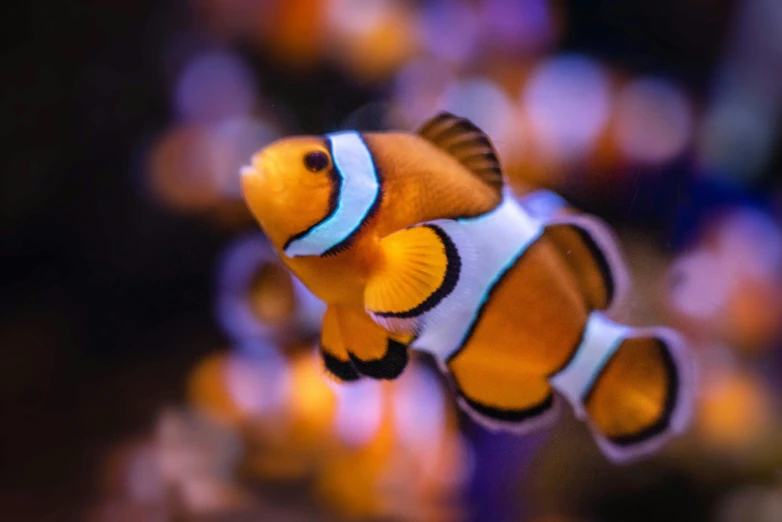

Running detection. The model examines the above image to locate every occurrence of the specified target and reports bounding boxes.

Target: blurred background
[2,0,782,520]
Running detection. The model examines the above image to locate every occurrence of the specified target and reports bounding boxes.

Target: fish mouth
[241,162,287,196]
[240,165,258,178]
[241,164,273,187]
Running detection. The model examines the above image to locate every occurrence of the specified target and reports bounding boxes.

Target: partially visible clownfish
[241,112,694,462]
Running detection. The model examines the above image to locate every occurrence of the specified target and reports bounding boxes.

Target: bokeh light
[222,344,292,418]
[144,117,278,223]
[389,57,456,129]
[155,407,251,515]
[419,0,481,67]
[331,378,385,448]
[696,363,775,451]
[326,0,419,81]
[214,233,325,345]
[614,77,694,165]
[667,208,782,354]
[147,124,225,213]
[392,364,447,452]
[254,0,329,68]
[522,54,612,164]
[174,50,258,126]
[438,77,518,159]
[479,0,557,55]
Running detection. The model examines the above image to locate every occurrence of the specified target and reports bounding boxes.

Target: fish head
[241,136,337,252]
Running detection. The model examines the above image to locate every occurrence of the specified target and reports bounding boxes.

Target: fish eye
[303,150,330,173]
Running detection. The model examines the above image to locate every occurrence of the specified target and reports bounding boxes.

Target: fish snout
[240,164,259,179]
[241,151,275,196]
[241,150,267,180]
[241,151,288,199]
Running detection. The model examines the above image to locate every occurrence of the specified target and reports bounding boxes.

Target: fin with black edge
[417,112,504,195]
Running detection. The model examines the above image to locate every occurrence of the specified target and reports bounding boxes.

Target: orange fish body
[244,133,498,303]
[242,113,693,462]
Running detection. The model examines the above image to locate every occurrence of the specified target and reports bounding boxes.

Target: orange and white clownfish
[240,112,694,462]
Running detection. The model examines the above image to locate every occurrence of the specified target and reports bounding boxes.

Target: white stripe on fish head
[283,131,380,257]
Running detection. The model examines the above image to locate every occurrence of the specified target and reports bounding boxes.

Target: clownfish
[241,112,693,462]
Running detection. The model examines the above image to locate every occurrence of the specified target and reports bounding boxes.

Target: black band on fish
[348,339,408,380]
[543,220,622,312]
[459,390,555,423]
[373,225,461,319]
[575,226,614,305]
[321,348,361,382]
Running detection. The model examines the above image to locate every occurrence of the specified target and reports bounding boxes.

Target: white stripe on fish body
[550,312,628,419]
[284,131,380,257]
[412,197,544,361]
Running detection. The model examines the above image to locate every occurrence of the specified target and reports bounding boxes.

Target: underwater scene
[2,0,782,521]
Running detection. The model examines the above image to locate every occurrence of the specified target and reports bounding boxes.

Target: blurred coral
[666,208,782,356]
[695,354,776,452]
[214,233,325,346]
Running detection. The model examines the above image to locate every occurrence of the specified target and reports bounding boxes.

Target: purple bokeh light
[480,0,556,54]
[615,77,693,165]
[522,54,611,163]
[438,77,517,158]
[223,343,292,417]
[331,378,385,448]
[174,50,258,125]
[214,233,326,343]
[419,0,480,66]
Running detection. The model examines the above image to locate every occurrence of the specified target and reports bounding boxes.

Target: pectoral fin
[365,224,461,333]
[320,306,360,382]
[334,306,412,380]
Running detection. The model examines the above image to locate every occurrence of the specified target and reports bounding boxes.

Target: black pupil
[304,151,329,172]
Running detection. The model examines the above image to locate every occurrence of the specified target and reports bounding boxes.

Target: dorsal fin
[416,112,504,195]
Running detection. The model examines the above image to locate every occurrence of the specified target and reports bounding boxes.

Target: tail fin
[551,313,693,463]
